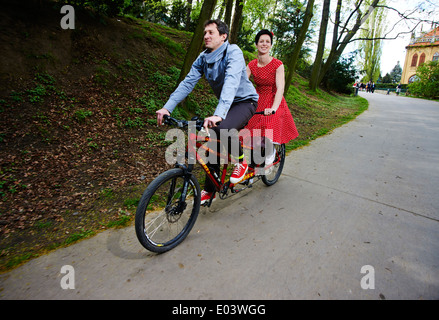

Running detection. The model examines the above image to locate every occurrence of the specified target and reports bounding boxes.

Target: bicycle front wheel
[135,168,201,253]
[262,143,285,186]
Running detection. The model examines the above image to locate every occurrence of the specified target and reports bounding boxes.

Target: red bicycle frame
[186,131,261,192]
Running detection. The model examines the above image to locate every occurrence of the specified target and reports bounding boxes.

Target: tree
[381,72,392,83]
[408,61,439,99]
[389,61,402,83]
[141,0,169,23]
[358,0,386,83]
[322,54,358,93]
[270,0,316,61]
[185,0,193,30]
[177,0,217,85]
[229,0,245,44]
[309,0,380,89]
[309,0,330,91]
[169,0,188,30]
[284,0,315,93]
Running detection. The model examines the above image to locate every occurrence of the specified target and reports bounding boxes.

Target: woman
[245,30,298,166]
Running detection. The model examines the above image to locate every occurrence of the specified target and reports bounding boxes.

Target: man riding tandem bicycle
[135,20,296,253]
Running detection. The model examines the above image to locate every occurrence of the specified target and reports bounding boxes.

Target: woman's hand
[264,108,276,116]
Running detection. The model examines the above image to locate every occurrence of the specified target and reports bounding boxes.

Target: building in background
[401,26,439,84]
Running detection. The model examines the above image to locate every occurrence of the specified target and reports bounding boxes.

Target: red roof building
[401,26,439,84]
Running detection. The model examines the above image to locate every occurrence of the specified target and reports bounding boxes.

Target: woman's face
[256,34,272,55]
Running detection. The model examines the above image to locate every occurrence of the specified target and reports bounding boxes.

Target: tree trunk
[284,0,315,93]
[177,0,218,85]
[229,0,245,44]
[309,0,331,91]
[185,0,193,31]
[224,0,234,27]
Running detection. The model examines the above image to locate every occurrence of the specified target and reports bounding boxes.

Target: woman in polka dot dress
[245,30,298,160]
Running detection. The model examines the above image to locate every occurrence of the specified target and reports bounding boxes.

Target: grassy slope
[0,1,367,271]
[285,76,368,152]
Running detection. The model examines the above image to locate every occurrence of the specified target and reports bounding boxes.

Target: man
[156,19,258,204]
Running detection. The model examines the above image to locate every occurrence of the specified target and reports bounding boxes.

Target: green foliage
[63,0,125,17]
[140,0,169,23]
[374,83,408,90]
[270,0,315,63]
[322,55,358,94]
[381,72,392,83]
[74,109,93,122]
[358,1,386,83]
[150,32,186,56]
[27,85,47,103]
[408,61,439,99]
[389,61,402,84]
[124,116,145,128]
[168,0,188,30]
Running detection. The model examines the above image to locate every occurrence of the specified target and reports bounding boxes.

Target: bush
[63,0,125,17]
[322,56,358,94]
[374,83,408,90]
[408,61,439,99]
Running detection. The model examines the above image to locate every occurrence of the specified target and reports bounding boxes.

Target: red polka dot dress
[245,58,298,144]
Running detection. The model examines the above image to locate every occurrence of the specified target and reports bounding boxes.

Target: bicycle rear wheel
[262,143,285,186]
[135,168,201,253]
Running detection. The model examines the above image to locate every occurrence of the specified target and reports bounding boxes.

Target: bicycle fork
[172,163,195,213]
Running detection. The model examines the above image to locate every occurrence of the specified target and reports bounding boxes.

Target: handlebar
[254,110,276,115]
[162,110,275,131]
[163,115,206,131]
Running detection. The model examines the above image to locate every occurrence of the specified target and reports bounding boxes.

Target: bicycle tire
[135,168,201,253]
[262,143,286,186]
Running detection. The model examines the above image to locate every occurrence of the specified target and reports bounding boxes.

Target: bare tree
[308,0,380,89]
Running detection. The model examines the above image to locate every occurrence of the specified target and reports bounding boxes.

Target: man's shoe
[200,190,215,205]
[230,160,248,184]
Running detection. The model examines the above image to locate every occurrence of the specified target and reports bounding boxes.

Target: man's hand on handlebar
[203,115,222,132]
[156,108,170,126]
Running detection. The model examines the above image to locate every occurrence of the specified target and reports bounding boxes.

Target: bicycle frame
[181,129,276,196]
[164,113,280,205]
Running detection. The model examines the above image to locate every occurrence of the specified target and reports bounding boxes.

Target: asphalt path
[1,91,439,300]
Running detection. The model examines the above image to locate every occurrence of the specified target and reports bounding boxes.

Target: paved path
[1,92,438,300]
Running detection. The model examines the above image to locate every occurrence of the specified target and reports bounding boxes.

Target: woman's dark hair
[255,29,273,44]
[204,19,229,40]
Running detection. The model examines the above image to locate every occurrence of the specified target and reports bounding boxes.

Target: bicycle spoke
[140,174,198,246]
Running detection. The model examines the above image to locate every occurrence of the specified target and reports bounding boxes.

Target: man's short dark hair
[204,19,229,40]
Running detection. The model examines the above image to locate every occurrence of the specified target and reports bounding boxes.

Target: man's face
[204,23,227,52]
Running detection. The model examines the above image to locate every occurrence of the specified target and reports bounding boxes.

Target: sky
[379,27,410,76]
